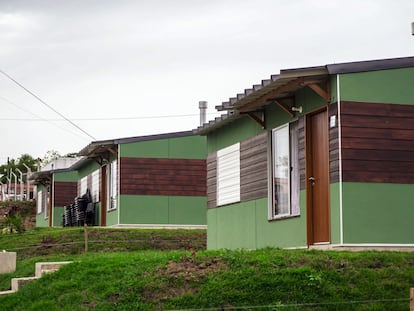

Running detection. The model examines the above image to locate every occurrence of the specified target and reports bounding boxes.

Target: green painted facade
[106,209,119,227]
[36,213,49,227]
[339,68,414,104]
[342,182,414,244]
[52,171,79,227]
[120,135,206,159]
[206,67,414,249]
[117,135,207,226]
[119,195,206,225]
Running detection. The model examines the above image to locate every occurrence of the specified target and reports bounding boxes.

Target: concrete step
[0,289,15,296]
[11,276,38,291]
[0,261,72,296]
[35,261,72,278]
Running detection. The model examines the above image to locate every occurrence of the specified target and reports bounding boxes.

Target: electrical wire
[0,112,219,122]
[0,69,96,140]
[0,95,90,141]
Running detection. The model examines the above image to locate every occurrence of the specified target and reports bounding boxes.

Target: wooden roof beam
[242,110,266,129]
[306,80,330,103]
[273,98,295,117]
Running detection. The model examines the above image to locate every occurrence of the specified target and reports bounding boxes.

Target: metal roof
[195,56,414,135]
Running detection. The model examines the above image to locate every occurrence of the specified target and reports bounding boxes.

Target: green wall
[54,171,78,182]
[36,213,49,227]
[121,135,206,159]
[342,182,414,244]
[339,68,414,104]
[106,208,119,226]
[207,195,307,250]
[329,183,341,245]
[77,160,101,179]
[119,195,206,225]
[207,116,263,153]
[52,206,64,227]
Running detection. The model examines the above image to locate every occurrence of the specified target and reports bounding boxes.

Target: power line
[0,113,219,122]
[0,69,96,140]
[0,95,91,141]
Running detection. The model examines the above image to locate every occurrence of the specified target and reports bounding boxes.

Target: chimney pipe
[198,101,208,126]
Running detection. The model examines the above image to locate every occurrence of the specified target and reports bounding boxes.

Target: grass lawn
[0,228,413,310]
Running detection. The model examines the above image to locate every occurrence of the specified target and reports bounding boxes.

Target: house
[34,131,207,228]
[31,158,79,227]
[196,56,414,250]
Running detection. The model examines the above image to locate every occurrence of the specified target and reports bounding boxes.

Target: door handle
[309,176,315,186]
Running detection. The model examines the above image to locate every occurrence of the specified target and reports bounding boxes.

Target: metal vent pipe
[199,101,208,126]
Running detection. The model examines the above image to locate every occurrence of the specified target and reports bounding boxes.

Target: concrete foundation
[0,252,16,274]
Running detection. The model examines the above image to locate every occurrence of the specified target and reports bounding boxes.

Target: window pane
[273,125,289,216]
[290,122,300,215]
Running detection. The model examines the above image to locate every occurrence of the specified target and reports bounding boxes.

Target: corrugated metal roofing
[195,56,414,135]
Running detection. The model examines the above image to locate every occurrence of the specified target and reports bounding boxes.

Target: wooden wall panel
[54,182,77,206]
[206,152,217,208]
[240,132,268,202]
[120,157,206,197]
[329,103,340,184]
[340,101,414,183]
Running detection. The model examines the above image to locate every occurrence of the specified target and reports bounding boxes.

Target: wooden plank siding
[328,103,340,183]
[240,132,268,201]
[120,157,206,196]
[54,182,77,206]
[206,152,217,208]
[340,101,414,183]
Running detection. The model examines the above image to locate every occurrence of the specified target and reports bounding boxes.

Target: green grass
[0,229,414,310]
[0,227,206,258]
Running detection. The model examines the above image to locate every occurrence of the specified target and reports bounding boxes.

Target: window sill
[107,208,117,213]
[268,214,300,222]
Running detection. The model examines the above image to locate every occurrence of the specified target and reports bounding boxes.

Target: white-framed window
[217,143,240,206]
[37,190,42,214]
[107,160,118,211]
[269,121,300,219]
[80,176,87,196]
[91,169,100,203]
[44,187,50,220]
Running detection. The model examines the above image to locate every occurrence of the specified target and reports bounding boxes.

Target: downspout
[117,144,121,226]
[51,164,55,227]
[336,74,344,245]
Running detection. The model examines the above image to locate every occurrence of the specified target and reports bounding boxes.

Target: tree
[0,154,37,183]
[41,150,61,167]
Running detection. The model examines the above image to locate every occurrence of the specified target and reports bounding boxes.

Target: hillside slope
[0,244,413,310]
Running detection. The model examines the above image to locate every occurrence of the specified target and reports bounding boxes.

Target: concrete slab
[0,252,16,274]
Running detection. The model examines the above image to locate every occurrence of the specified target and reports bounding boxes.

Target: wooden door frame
[100,165,107,226]
[305,107,331,246]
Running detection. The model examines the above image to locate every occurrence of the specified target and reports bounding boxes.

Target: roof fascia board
[327,56,414,74]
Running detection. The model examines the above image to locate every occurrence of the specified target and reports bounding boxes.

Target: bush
[2,214,24,234]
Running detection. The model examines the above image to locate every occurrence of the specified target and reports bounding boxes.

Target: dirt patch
[142,255,227,303]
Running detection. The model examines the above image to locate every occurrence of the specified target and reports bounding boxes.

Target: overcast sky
[1,0,413,163]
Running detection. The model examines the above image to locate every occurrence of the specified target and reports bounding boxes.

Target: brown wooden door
[307,109,330,245]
